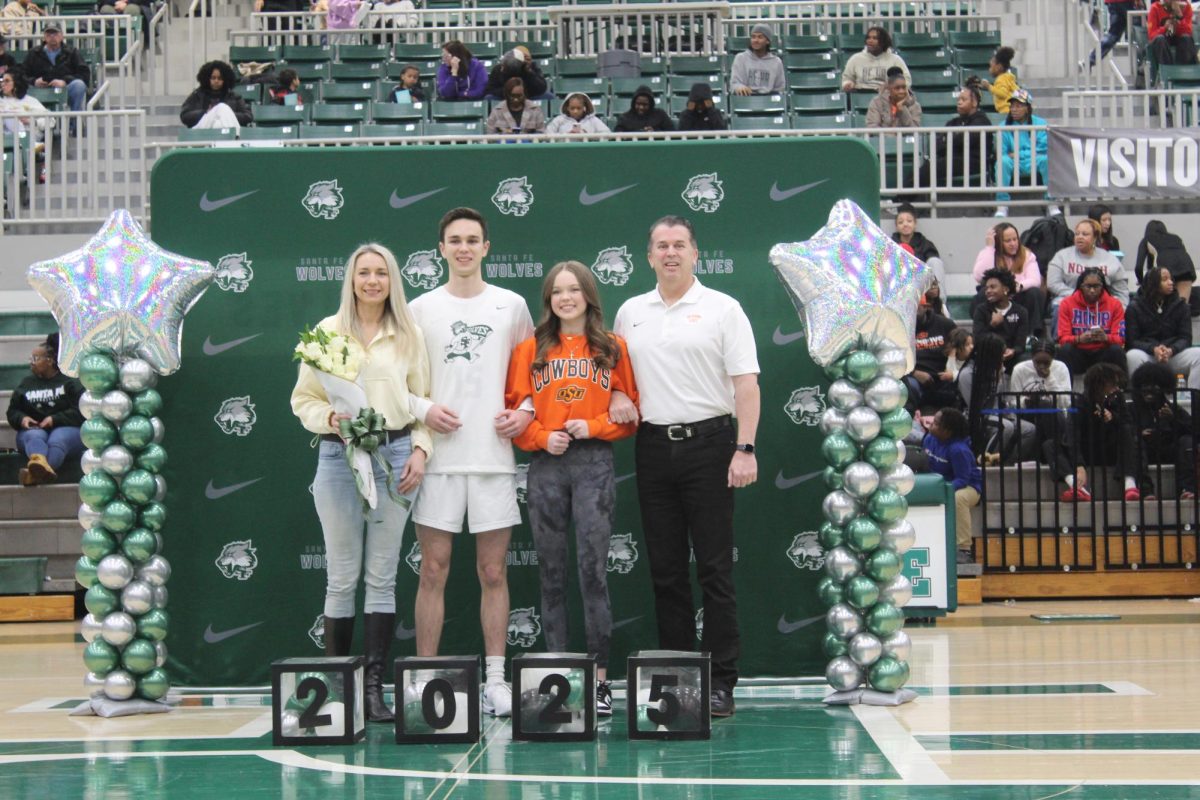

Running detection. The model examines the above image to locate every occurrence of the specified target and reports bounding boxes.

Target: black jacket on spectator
[890,231,940,264]
[972,300,1030,357]
[614,87,674,132]
[678,83,725,131]
[484,60,547,99]
[179,87,253,127]
[22,43,90,86]
[5,373,84,429]
[937,108,995,169]
[914,311,957,374]
[1125,292,1192,355]
[1135,220,1197,283]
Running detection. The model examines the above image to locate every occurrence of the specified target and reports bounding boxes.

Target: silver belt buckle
[666,424,689,441]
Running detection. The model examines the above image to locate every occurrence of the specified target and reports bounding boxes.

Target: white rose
[304,342,324,361]
[316,354,335,373]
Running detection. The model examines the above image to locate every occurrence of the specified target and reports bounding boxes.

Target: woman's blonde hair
[334,243,421,363]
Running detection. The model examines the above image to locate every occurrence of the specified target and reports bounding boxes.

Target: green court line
[916,733,1200,752]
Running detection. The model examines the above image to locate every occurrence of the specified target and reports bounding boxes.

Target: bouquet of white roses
[294,325,364,380]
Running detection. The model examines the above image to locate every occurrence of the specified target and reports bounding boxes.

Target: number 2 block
[394,656,480,744]
[627,650,711,741]
[512,653,596,742]
[271,656,366,746]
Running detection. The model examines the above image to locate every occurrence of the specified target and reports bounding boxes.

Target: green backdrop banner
[148,138,879,685]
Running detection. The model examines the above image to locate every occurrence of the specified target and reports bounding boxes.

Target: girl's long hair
[334,243,421,363]
[532,261,620,371]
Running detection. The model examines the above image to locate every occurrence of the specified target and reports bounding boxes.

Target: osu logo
[302,179,345,220]
[214,253,253,293]
[215,539,258,580]
[590,246,634,287]
[786,532,824,571]
[491,176,534,217]
[515,463,529,504]
[784,386,825,426]
[555,385,586,404]
[307,614,325,650]
[606,533,639,574]
[214,396,256,437]
[401,249,444,290]
[507,606,542,648]
[682,172,724,213]
[404,540,423,575]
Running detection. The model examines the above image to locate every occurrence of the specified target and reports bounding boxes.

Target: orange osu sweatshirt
[505,333,639,452]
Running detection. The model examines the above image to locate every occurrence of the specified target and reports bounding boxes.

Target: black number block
[271,656,365,746]
[394,656,480,744]
[626,650,711,741]
[512,652,596,742]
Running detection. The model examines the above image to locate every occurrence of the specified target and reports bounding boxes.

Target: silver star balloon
[27,209,215,377]
[770,200,933,372]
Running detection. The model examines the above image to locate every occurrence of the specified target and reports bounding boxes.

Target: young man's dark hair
[439,206,488,242]
[647,214,696,249]
[867,25,893,52]
[981,267,1017,296]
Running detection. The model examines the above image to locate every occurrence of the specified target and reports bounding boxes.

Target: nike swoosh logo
[579,183,638,206]
[615,473,636,484]
[632,321,647,327]
[199,190,259,212]
[389,187,447,209]
[204,621,265,644]
[772,325,805,346]
[395,620,416,640]
[203,333,262,356]
[205,477,264,500]
[775,470,822,490]
[769,179,828,202]
[777,614,824,634]
[612,616,642,630]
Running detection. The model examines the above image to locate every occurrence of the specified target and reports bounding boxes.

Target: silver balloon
[279,709,302,737]
[874,345,909,380]
[121,580,154,615]
[841,461,880,499]
[822,490,860,525]
[825,655,864,691]
[96,554,135,590]
[150,416,165,444]
[99,445,135,478]
[137,555,171,587]
[100,390,133,423]
[879,462,916,496]
[819,407,848,436]
[845,406,882,443]
[78,390,104,421]
[84,670,106,696]
[151,584,169,609]
[879,574,914,607]
[120,359,158,392]
[864,376,906,414]
[81,613,103,643]
[896,438,908,462]
[848,632,883,667]
[881,519,917,555]
[104,669,137,701]
[78,503,103,530]
[826,603,863,639]
[154,641,168,668]
[828,379,864,412]
[154,533,164,554]
[100,611,137,647]
[80,449,103,476]
[825,546,862,582]
[881,630,912,662]
[153,475,167,502]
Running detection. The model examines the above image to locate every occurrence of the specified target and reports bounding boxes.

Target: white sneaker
[993,205,1009,218]
[482,682,512,717]
[1046,204,1062,217]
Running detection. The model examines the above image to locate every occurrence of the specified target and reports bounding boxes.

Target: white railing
[230,21,558,49]
[548,3,730,56]
[1070,0,1130,92]
[729,0,977,21]
[723,13,1002,37]
[1063,87,1200,128]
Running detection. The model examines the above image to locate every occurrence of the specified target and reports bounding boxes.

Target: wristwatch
[735,443,755,454]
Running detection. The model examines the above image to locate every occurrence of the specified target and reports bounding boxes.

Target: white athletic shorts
[412,473,522,534]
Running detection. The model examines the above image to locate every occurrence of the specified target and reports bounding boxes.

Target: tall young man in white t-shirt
[612,215,760,718]
[408,207,535,717]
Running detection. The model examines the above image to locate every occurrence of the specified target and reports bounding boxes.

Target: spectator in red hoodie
[1148,0,1196,69]
[1057,267,1127,377]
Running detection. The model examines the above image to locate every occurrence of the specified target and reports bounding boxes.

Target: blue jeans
[312,435,418,618]
[65,79,86,112]
[1095,1,1134,61]
[996,154,1050,202]
[16,425,84,469]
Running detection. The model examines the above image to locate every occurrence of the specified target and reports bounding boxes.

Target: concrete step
[0,483,80,521]
[984,499,1198,529]
[0,519,81,560]
[0,335,43,365]
[984,464,1186,501]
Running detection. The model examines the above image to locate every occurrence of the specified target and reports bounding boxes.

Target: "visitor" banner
[1048,127,1200,199]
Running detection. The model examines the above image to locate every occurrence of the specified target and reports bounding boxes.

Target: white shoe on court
[482,682,512,717]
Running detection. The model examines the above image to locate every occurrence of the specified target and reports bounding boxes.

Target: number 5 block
[627,650,711,741]
[271,656,366,746]
[512,653,596,742]
[394,656,480,744]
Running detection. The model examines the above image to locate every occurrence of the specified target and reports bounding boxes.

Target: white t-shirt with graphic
[410,283,534,474]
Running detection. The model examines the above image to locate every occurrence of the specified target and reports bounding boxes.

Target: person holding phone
[1056,267,1127,378]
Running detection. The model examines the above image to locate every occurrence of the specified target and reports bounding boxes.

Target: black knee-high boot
[323,615,354,657]
[363,612,395,722]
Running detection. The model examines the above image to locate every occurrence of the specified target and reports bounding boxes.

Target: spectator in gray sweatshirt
[731,23,785,96]
[842,26,911,93]
[1047,217,1131,306]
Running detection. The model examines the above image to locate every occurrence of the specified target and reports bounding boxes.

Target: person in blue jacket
[922,407,983,564]
[994,88,1058,219]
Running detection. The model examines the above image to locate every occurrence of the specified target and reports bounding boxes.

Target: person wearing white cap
[994,88,1058,218]
[731,23,785,96]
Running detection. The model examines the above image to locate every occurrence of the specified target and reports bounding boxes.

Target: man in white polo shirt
[612,215,760,718]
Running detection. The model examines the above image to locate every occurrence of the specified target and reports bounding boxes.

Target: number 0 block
[394,656,480,744]
[627,650,711,741]
[512,653,596,742]
[271,656,365,746]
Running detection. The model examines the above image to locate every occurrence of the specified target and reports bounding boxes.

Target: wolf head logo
[682,172,724,213]
[308,614,325,650]
[404,540,423,576]
[215,539,258,580]
[507,606,541,648]
[401,249,444,290]
[444,321,493,363]
[787,532,824,571]
[492,176,534,217]
[590,246,635,287]
[214,253,254,293]
[695,608,704,642]
[514,463,529,504]
[784,386,826,426]
[302,179,345,220]
[214,396,256,436]
[606,533,639,574]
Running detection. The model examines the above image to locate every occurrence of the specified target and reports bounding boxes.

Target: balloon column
[27,209,214,710]
[771,200,932,704]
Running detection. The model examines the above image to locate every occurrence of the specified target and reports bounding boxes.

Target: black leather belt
[640,415,732,441]
[321,426,411,444]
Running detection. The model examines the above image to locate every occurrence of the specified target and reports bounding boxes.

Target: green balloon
[83,639,120,675]
[81,527,117,561]
[863,436,901,469]
[823,466,844,491]
[867,602,906,637]
[291,672,340,705]
[79,353,119,393]
[818,522,844,550]
[121,469,158,505]
[566,672,586,712]
[80,418,118,452]
[139,502,167,531]
[135,443,168,474]
[137,668,170,700]
[102,500,137,533]
[817,576,845,607]
[880,408,914,440]
[844,351,880,385]
[75,555,99,589]
[845,518,882,552]
[868,487,908,524]
[120,528,158,562]
[136,608,169,642]
[845,575,881,609]
[78,472,118,507]
[868,657,910,692]
[122,638,158,675]
[866,549,903,582]
[84,583,118,617]
[119,416,154,451]
[822,432,859,469]
[825,358,847,381]
[822,632,849,658]
[132,389,163,418]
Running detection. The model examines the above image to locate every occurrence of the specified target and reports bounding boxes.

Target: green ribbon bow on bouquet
[338,407,410,511]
